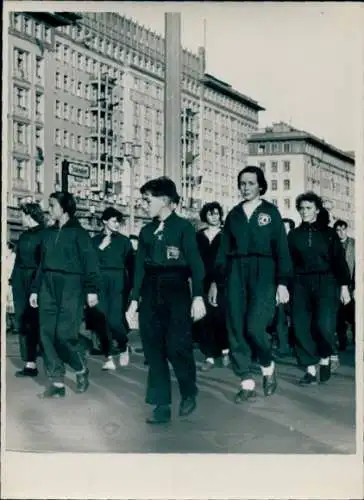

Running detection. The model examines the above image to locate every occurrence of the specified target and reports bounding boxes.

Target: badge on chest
[166,245,180,260]
[257,213,271,227]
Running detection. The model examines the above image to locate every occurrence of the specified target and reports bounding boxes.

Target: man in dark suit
[334,220,355,351]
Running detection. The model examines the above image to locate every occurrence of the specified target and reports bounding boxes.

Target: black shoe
[263,370,277,396]
[319,363,331,383]
[146,405,171,424]
[38,384,66,399]
[15,367,38,378]
[179,396,197,417]
[234,388,257,403]
[76,368,89,393]
[298,372,317,386]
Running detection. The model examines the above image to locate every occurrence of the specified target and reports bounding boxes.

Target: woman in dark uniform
[90,207,134,371]
[208,166,292,403]
[11,203,45,377]
[126,177,206,424]
[288,192,351,385]
[29,192,101,398]
[195,202,230,371]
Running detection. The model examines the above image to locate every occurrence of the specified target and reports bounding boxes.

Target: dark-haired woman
[11,203,45,378]
[288,192,351,385]
[29,192,101,398]
[90,207,134,370]
[209,166,292,402]
[195,202,230,371]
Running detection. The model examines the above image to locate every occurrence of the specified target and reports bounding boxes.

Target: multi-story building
[7,12,81,208]
[247,122,355,233]
[7,11,264,233]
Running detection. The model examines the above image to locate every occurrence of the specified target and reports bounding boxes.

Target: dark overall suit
[214,200,292,381]
[194,229,229,358]
[288,223,351,366]
[336,237,355,349]
[11,225,44,363]
[89,232,134,356]
[31,218,101,383]
[131,212,205,406]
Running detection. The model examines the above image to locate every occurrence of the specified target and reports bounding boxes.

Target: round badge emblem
[258,213,271,226]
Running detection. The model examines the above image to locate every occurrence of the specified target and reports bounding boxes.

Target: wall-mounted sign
[68,164,90,179]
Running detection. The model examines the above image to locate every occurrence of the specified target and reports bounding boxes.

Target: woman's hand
[276,284,290,305]
[191,296,206,322]
[126,300,139,327]
[340,286,351,305]
[87,293,98,308]
[208,282,218,307]
[29,293,38,308]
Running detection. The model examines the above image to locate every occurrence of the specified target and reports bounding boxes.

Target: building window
[284,161,290,172]
[35,93,43,120]
[14,48,29,78]
[55,100,61,118]
[77,136,82,152]
[35,56,43,83]
[63,45,69,63]
[259,162,266,172]
[76,81,82,97]
[271,180,278,191]
[14,86,28,109]
[70,134,75,150]
[35,127,43,148]
[55,72,60,88]
[55,129,61,146]
[271,161,278,173]
[13,13,22,31]
[64,75,69,91]
[13,122,27,144]
[23,17,32,36]
[64,130,69,148]
[271,198,278,206]
[64,103,69,120]
[55,42,62,60]
[284,198,291,209]
[283,143,291,153]
[35,22,42,39]
[77,109,82,125]
[14,158,26,180]
[284,179,290,190]
[44,26,51,43]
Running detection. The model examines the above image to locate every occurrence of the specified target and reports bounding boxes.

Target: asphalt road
[5,332,356,454]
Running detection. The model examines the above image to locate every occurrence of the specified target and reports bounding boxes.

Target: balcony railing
[13,105,30,119]
[13,143,30,155]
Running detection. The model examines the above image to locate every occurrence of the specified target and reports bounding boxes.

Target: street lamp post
[122,141,142,235]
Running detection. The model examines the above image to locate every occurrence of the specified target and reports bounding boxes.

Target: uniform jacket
[196,229,222,291]
[214,199,293,287]
[11,225,44,282]
[288,222,351,286]
[130,211,205,300]
[31,217,101,294]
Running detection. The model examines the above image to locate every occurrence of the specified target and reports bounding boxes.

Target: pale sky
[115,1,361,152]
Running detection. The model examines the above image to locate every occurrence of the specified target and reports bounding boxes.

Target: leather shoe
[15,367,38,378]
[178,396,197,417]
[146,405,171,424]
[319,362,331,383]
[234,388,256,403]
[263,370,277,396]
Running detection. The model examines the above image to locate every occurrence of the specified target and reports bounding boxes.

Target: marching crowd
[6,166,355,424]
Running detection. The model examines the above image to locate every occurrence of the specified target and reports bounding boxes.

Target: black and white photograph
[2,2,363,498]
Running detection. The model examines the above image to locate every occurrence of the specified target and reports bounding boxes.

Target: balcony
[13,69,30,83]
[35,76,44,89]
[25,12,82,26]
[13,143,30,156]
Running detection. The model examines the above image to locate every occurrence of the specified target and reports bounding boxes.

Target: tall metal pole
[164,12,182,194]
[129,158,135,234]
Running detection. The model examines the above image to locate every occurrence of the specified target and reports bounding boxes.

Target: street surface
[5,331,356,454]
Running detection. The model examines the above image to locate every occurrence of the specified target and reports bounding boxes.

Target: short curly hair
[199,202,224,224]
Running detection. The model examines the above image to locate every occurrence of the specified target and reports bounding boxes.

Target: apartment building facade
[247,122,355,233]
[7,11,264,232]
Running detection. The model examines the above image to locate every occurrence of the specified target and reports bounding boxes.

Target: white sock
[205,357,214,364]
[241,379,255,391]
[319,357,330,366]
[25,362,36,369]
[222,349,229,355]
[261,361,275,376]
[307,365,317,376]
[53,382,64,388]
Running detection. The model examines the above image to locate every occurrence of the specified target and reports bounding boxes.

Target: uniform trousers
[39,271,86,383]
[291,273,339,366]
[139,269,197,406]
[225,256,277,380]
